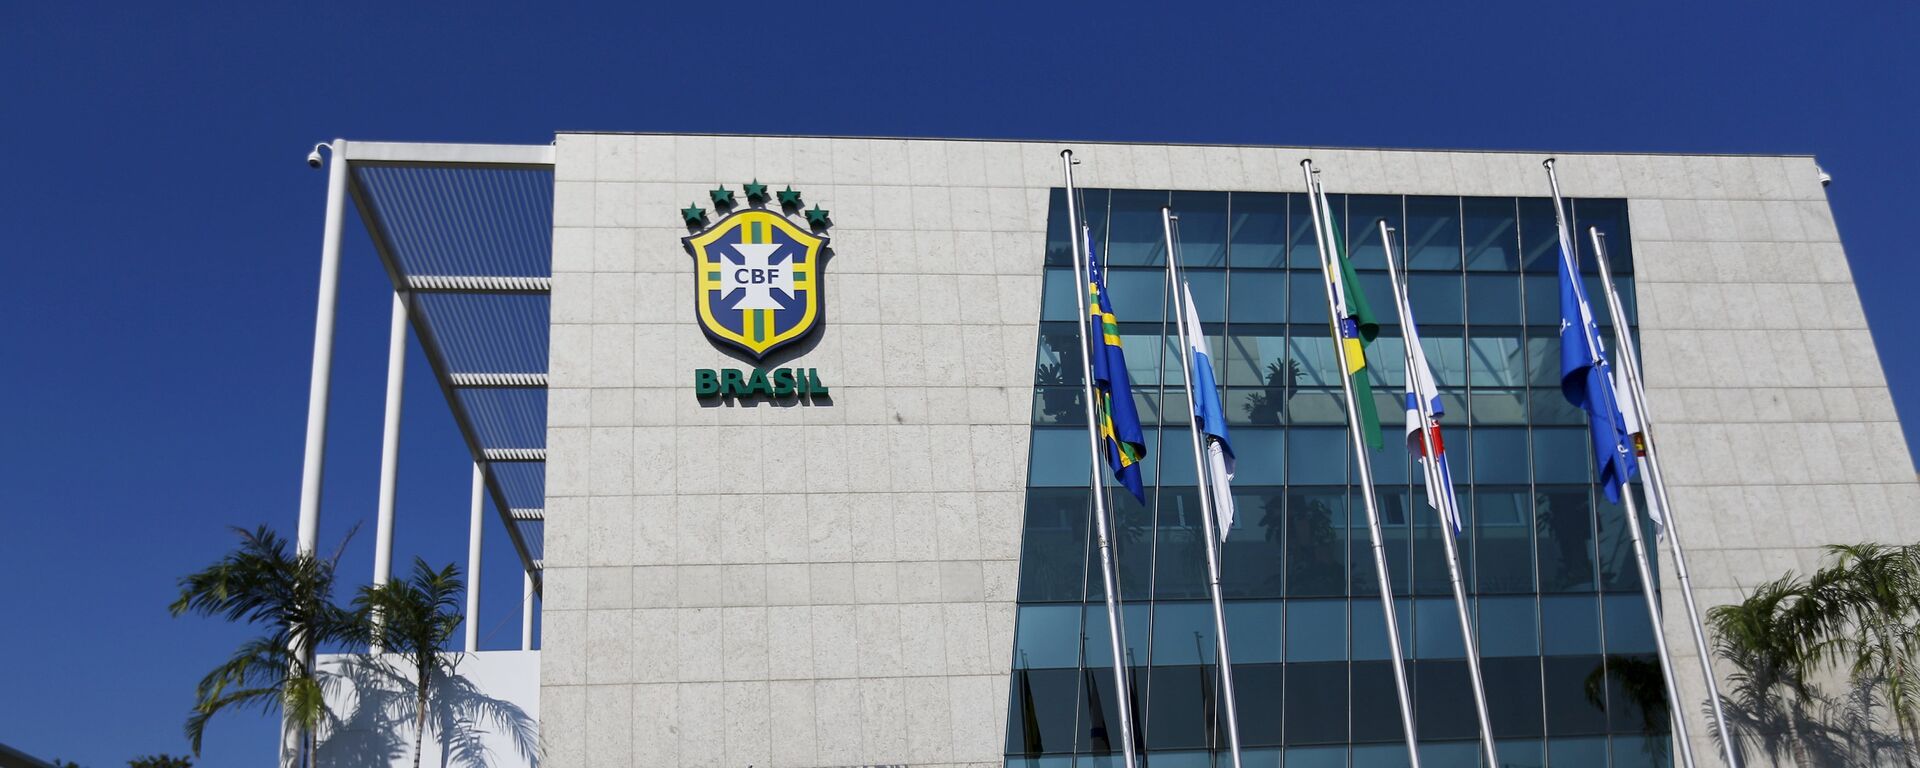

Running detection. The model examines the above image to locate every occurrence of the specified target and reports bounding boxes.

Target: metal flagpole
[1591,227,1740,767]
[1544,159,1697,768]
[1301,161,1421,768]
[1379,221,1500,768]
[1062,150,1139,767]
[1162,207,1244,768]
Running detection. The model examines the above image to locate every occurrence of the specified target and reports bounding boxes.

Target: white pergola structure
[297,139,553,652]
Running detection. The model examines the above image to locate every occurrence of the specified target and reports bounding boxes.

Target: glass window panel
[1234,428,1286,486]
[1602,595,1656,655]
[1154,488,1209,600]
[1519,197,1565,275]
[1416,741,1480,767]
[1365,334,1408,397]
[1470,429,1530,485]
[1582,275,1614,328]
[1288,334,1341,387]
[1541,594,1602,656]
[1464,197,1520,272]
[1353,598,1413,661]
[1543,655,1610,735]
[1014,605,1084,669]
[1226,601,1285,663]
[1106,268,1167,325]
[1135,749,1212,768]
[1291,268,1335,323]
[1027,428,1091,487]
[1466,273,1523,326]
[1354,486,1415,596]
[1285,389,1350,426]
[1411,495,1472,597]
[1523,330,1559,387]
[1470,389,1529,425]
[1110,492,1155,600]
[1474,489,1537,594]
[1005,667,1082,755]
[1414,660,1480,740]
[1288,428,1348,485]
[1610,733,1672,766]
[1005,757,1075,768]
[1143,666,1213,750]
[1031,388,1085,426]
[1477,596,1540,657]
[1231,192,1289,269]
[1285,745,1349,768]
[1154,428,1198,486]
[1350,661,1408,743]
[1356,273,1398,325]
[1019,488,1089,602]
[1595,491,1646,594]
[1468,333,1526,387]
[1078,664,1134,755]
[1404,196,1463,271]
[1351,744,1410,767]
[1529,388,1586,426]
[1233,666,1286,748]
[1288,663,1352,746]
[1171,190,1228,267]
[1495,739,1546,768]
[1417,330,1467,388]
[1537,488,1600,592]
[1483,657,1547,738]
[1118,329,1167,387]
[1286,599,1347,662]
[1414,598,1467,659]
[1289,193,1329,269]
[1106,189,1170,266]
[1040,267,1080,322]
[1224,327,1290,388]
[1185,269,1227,323]
[1371,434,1410,485]
[1223,489,1286,598]
[1229,270,1287,324]
[1532,428,1591,485]
[1287,488,1349,597]
[1522,275,1559,327]
[1574,198,1632,274]
[1546,736,1610,768]
[1034,323,1085,389]
[1407,273,1464,325]
[1081,603,1152,668]
[1346,195,1402,271]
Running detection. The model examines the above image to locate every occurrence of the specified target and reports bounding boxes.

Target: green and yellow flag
[1317,190,1384,448]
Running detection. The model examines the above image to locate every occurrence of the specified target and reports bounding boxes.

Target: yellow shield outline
[683,209,827,358]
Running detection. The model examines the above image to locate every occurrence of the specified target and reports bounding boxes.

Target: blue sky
[3,2,1916,765]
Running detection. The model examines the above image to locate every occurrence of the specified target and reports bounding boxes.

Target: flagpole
[1545,158,1698,768]
[1302,160,1422,768]
[1061,150,1139,768]
[1378,221,1501,768]
[1163,206,1244,768]
[1591,227,1740,767]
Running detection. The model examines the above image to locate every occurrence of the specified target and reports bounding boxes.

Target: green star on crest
[709,187,736,207]
[805,204,830,227]
[681,204,706,225]
[744,180,769,203]
[777,186,802,207]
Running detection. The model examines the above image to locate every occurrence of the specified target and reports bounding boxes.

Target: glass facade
[1009,190,1669,767]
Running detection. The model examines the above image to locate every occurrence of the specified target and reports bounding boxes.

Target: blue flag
[1556,223,1637,503]
[1087,229,1148,503]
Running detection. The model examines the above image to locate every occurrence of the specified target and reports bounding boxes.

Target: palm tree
[170,526,357,763]
[1710,574,1823,765]
[354,558,465,768]
[1803,543,1920,761]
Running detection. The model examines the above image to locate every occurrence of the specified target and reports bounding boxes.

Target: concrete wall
[318,650,542,768]
[540,134,1917,767]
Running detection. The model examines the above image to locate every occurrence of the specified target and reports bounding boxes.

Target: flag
[1180,281,1237,541]
[1556,219,1637,503]
[1088,228,1149,503]
[1615,361,1663,532]
[1402,305,1463,533]
[1316,187,1384,448]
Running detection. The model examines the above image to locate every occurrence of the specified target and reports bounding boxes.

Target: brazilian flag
[1318,195,1384,449]
[1086,229,1149,503]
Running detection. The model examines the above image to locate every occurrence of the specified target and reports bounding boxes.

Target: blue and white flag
[1556,221,1637,503]
[1180,282,1236,541]
[1402,308,1462,533]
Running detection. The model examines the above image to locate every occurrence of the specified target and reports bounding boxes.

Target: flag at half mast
[1403,305,1463,533]
[1088,227,1149,503]
[1180,280,1236,541]
[1315,186,1384,448]
[1556,216,1637,503]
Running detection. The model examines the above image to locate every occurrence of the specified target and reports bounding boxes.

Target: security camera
[307,143,327,169]
[1816,166,1833,187]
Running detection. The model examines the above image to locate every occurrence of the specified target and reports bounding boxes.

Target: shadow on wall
[1714,677,1913,767]
[317,655,540,768]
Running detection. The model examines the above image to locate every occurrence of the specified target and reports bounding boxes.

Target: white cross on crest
[721,243,797,310]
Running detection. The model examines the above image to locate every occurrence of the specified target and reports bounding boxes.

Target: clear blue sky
[3,2,1915,765]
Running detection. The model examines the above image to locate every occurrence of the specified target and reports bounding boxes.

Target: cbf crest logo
[681,182,831,359]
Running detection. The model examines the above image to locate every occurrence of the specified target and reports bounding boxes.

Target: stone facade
[538,133,1916,767]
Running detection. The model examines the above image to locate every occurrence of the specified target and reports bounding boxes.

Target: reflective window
[1543,655,1610,735]
[1027,428,1091,487]
[1107,190,1171,266]
[1468,333,1526,387]
[1222,490,1286,598]
[1547,736,1610,767]
[1407,273,1463,325]
[1286,599,1347,662]
[1143,665,1215,749]
[1287,489,1349,597]
[1466,273,1522,326]
[1518,197,1564,275]
[1477,596,1540,657]
[1226,601,1284,663]
[1537,488,1599,592]
[1574,198,1632,274]
[1602,594,1656,654]
[1014,604,1084,668]
[1289,428,1348,485]
[1231,193,1289,268]
[1173,191,1228,267]
[1404,196,1462,271]
[1484,656,1546,738]
[1350,661,1407,742]
[1542,594,1603,655]
[1415,660,1480,739]
[1229,271,1287,324]
[1352,598,1413,661]
[1223,328,1290,389]
[1234,429,1286,486]
[1346,195,1402,271]
[1285,662,1349,744]
[1464,197,1520,272]
[1470,429,1530,485]
[1005,666,1082,755]
[1532,428,1591,484]
[1414,598,1467,659]
[1474,489,1537,594]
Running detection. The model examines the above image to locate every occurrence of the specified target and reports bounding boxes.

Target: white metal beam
[342,140,554,168]
[449,372,548,388]
[406,275,551,294]
[465,463,484,652]
[483,448,546,462]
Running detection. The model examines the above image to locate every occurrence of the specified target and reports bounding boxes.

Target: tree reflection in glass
[1241,357,1302,425]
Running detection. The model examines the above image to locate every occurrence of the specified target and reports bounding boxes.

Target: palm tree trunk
[1789,698,1812,767]
[414,664,430,768]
